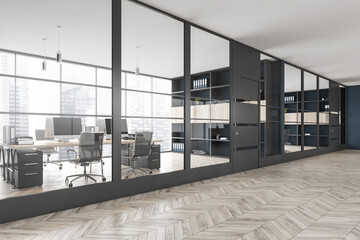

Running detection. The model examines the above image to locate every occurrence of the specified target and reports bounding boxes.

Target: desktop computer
[45,117,82,141]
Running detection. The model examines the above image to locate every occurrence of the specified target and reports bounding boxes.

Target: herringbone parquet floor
[1,150,360,240]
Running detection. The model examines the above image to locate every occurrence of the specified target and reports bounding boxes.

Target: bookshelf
[171,67,230,158]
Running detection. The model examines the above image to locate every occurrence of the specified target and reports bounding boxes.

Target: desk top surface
[0,139,162,149]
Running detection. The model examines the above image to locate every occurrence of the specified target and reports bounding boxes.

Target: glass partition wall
[0,0,112,197]
[284,64,302,153]
[190,27,230,168]
[303,72,318,150]
[340,85,346,145]
[260,54,282,158]
[121,0,184,179]
[319,78,330,147]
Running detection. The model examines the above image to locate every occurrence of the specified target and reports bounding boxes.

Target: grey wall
[347,85,360,149]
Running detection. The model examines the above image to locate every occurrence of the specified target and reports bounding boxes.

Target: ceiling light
[56,26,62,63]
[135,46,140,76]
[42,38,47,71]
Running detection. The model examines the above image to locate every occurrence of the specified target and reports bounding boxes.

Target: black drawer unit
[130,144,161,170]
[14,149,43,189]
[148,144,160,169]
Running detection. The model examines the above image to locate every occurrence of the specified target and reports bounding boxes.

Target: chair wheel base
[149,170,152,174]
[69,183,73,188]
[102,177,106,182]
[125,175,129,179]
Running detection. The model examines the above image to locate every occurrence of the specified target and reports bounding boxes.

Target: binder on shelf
[3,126,16,144]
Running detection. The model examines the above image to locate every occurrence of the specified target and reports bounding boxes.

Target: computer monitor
[53,118,72,136]
[46,117,82,140]
[120,119,128,135]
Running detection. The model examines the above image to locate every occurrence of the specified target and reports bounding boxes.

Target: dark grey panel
[284,147,330,162]
[259,155,282,167]
[330,114,339,125]
[232,103,258,123]
[330,140,339,152]
[233,126,258,147]
[231,41,260,81]
[233,76,258,101]
[330,126,339,138]
[330,82,339,112]
[233,148,258,172]
[0,162,232,223]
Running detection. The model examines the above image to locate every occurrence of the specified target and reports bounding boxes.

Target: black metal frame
[0,0,347,223]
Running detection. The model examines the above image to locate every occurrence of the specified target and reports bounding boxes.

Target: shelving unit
[319,88,330,147]
[171,67,230,158]
[303,89,317,148]
[284,91,301,147]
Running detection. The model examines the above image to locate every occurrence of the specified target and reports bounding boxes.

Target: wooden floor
[1,150,360,240]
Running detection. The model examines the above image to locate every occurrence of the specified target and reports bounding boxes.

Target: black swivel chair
[35,129,62,169]
[65,132,106,187]
[124,131,153,179]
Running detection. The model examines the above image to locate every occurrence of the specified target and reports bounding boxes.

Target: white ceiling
[0,0,112,68]
[1,0,359,85]
[139,0,360,86]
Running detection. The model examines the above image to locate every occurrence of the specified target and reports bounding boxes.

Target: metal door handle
[234,132,239,136]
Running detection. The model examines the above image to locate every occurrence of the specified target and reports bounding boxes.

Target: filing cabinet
[13,149,43,189]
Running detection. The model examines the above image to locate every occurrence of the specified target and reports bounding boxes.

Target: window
[121,0,184,179]
[62,62,96,85]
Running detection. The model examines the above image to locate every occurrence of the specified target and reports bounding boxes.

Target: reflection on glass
[319,78,329,147]
[304,72,317,150]
[260,54,282,157]
[340,85,346,144]
[121,0,184,179]
[190,27,230,168]
[121,118,184,179]
[284,64,302,153]
[0,0,112,198]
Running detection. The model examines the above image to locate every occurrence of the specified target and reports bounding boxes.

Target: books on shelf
[284,96,295,103]
[172,142,184,152]
[193,78,208,89]
[15,136,34,145]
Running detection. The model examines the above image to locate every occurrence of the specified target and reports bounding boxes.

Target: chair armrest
[67,149,77,162]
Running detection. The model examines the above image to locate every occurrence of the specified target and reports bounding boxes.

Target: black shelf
[172,67,230,158]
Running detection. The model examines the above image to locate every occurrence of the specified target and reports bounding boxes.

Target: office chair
[35,129,62,169]
[124,131,153,179]
[65,132,106,188]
